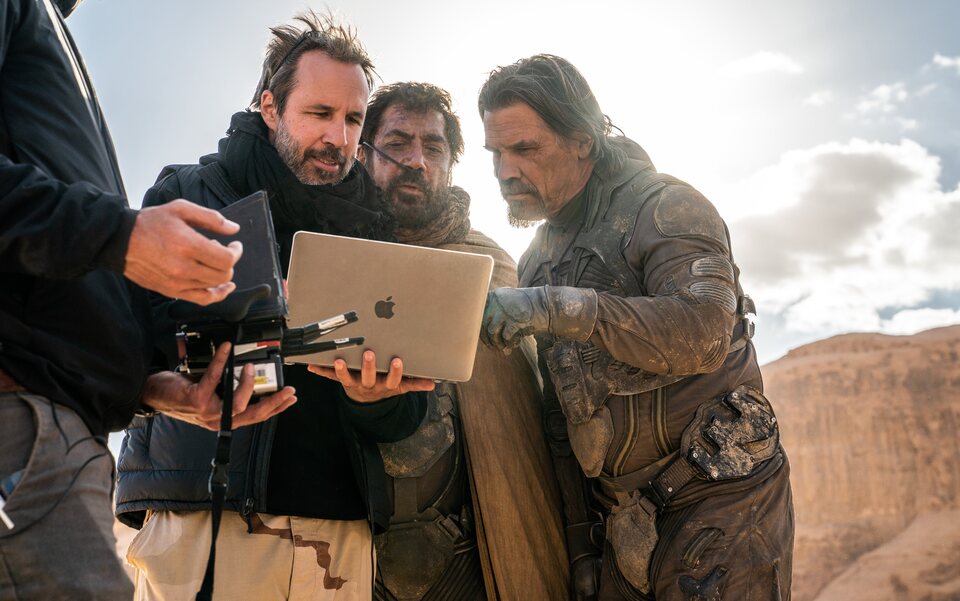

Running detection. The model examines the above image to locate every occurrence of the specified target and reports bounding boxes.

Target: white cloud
[932,53,960,75]
[721,51,804,77]
[897,117,919,131]
[851,82,918,131]
[856,82,908,114]
[804,90,834,107]
[726,139,960,340]
[880,308,960,335]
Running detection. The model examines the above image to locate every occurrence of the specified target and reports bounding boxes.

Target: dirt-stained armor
[375,383,479,601]
[519,137,794,600]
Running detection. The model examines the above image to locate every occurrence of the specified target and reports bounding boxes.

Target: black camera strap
[196,329,238,601]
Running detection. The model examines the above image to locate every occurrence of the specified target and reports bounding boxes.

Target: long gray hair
[478,54,625,176]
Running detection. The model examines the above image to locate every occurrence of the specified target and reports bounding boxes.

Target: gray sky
[69,0,960,365]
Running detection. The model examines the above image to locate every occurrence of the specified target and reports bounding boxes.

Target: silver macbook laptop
[284,231,494,382]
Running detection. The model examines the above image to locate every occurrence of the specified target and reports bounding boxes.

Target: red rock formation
[762,325,960,601]
[813,509,960,601]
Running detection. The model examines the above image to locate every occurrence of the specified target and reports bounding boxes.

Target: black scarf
[214,111,394,271]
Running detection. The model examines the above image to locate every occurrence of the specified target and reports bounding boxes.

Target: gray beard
[506,201,543,229]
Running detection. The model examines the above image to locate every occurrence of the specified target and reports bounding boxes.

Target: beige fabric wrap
[439,230,569,601]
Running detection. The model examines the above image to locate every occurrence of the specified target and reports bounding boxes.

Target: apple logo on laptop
[375,296,395,319]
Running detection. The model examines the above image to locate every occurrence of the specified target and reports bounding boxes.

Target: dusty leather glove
[481,286,599,350]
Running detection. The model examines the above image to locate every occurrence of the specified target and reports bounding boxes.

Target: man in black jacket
[0,1,296,599]
[116,12,432,601]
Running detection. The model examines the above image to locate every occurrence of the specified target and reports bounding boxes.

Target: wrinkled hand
[143,342,297,430]
[308,350,435,403]
[125,199,244,305]
[480,287,550,350]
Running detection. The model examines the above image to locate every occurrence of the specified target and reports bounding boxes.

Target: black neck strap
[196,330,238,601]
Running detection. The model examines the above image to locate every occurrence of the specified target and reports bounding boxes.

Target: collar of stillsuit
[546,135,657,230]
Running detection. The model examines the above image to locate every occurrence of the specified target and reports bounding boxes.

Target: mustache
[304,145,346,167]
[391,169,429,189]
[499,179,537,197]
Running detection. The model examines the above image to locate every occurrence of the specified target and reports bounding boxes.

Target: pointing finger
[173,200,240,236]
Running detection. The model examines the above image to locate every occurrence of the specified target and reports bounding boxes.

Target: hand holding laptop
[308,350,435,403]
[285,232,493,382]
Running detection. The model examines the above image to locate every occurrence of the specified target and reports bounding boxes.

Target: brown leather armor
[520,137,793,600]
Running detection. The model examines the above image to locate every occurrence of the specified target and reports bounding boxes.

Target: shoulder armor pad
[653,185,727,246]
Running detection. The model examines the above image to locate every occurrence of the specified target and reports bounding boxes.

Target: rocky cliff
[762,325,960,600]
[814,509,960,601]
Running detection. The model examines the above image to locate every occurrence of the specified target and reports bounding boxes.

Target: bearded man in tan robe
[359,81,569,601]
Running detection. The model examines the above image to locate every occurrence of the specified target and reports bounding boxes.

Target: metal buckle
[437,515,463,542]
[737,295,756,340]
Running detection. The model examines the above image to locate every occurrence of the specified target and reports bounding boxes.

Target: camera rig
[171,284,363,395]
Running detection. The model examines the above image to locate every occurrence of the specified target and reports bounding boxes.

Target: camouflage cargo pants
[126,510,373,600]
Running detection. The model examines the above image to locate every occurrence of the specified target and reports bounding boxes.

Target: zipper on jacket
[682,527,723,569]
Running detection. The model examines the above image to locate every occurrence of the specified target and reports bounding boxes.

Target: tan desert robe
[439,230,569,601]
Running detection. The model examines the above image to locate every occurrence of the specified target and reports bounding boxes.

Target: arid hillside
[763,325,960,600]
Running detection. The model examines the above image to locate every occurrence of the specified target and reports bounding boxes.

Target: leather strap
[597,452,676,498]
[392,477,421,523]
[648,456,701,508]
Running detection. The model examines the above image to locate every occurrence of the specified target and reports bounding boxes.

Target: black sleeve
[0,0,136,278]
[339,390,428,443]
[141,167,183,209]
[0,155,135,277]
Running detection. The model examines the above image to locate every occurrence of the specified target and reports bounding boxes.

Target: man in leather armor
[359,82,568,601]
[478,55,794,600]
